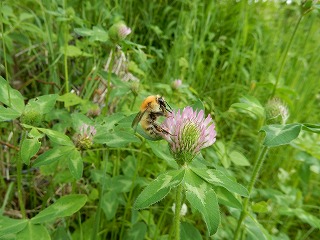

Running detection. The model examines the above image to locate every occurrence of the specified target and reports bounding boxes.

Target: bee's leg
[152,122,171,135]
[151,111,165,118]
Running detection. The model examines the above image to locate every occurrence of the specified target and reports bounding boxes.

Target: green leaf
[121,156,137,177]
[0,106,21,121]
[230,95,265,120]
[260,123,302,147]
[31,194,87,224]
[230,150,250,166]
[24,94,58,115]
[148,141,178,169]
[74,27,94,36]
[67,149,83,180]
[0,76,25,114]
[244,214,270,240]
[0,215,28,237]
[89,26,109,42]
[134,169,185,209]
[38,128,74,146]
[95,130,140,147]
[109,175,133,193]
[184,169,220,236]
[57,93,84,107]
[21,137,41,165]
[215,187,242,209]
[252,201,269,213]
[16,222,50,240]
[214,141,231,168]
[33,146,74,167]
[190,99,204,111]
[71,112,94,131]
[279,207,320,229]
[61,45,92,57]
[74,26,109,42]
[102,190,119,221]
[191,167,248,197]
[123,222,147,240]
[180,222,202,240]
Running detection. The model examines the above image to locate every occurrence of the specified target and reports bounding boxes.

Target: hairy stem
[174,183,183,240]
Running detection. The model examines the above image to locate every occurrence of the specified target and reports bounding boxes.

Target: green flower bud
[265,98,289,125]
[20,109,43,127]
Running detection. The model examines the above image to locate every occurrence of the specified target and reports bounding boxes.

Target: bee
[132,95,172,139]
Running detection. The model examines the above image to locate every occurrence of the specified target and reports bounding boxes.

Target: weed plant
[1,0,320,239]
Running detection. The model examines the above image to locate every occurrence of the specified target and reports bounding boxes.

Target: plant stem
[17,133,27,219]
[63,0,69,94]
[174,183,183,240]
[92,151,108,240]
[234,145,269,240]
[271,14,303,98]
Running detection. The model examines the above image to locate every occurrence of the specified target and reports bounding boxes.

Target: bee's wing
[131,109,148,132]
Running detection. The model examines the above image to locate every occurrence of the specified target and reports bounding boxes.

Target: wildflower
[172,79,182,89]
[172,203,188,216]
[75,124,97,150]
[265,98,289,125]
[161,107,216,165]
[109,22,132,42]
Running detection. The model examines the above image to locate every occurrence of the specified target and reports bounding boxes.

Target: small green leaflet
[180,222,202,240]
[102,190,119,221]
[0,106,21,121]
[0,216,28,237]
[134,169,185,209]
[16,222,50,240]
[33,146,74,167]
[190,167,248,197]
[230,95,265,120]
[260,123,301,147]
[0,76,25,121]
[31,194,87,224]
[0,76,25,114]
[21,137,41,165]
[184,169,220,236]
[67,148,83,180]
[24,94,59,115]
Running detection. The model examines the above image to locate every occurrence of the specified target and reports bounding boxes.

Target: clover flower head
[161,106,216,165]
[109,22,131,42]
[118,24,132,39]
[172,79,182,89]
[76,124,97,149]
[265,98,289,125]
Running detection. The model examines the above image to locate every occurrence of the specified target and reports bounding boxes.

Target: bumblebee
[132,95,172,139]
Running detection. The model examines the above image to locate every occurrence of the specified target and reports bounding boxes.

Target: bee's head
[157,96,172,114]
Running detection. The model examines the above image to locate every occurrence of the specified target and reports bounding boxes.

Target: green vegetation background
[1,0,320,239]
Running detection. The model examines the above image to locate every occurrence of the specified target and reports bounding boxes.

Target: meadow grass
[1,0,320,239]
